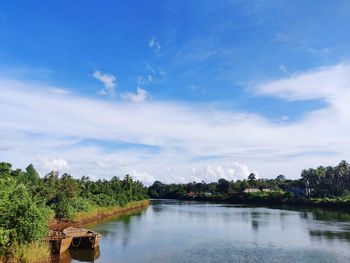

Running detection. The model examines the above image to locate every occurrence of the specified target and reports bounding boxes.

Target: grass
[72,200,150,223]
[1,241,50,263]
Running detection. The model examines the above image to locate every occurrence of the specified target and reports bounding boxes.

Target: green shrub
[117,193,128,207]
[53,199,75,220]
[90,193,117,207]
[0,177,49,261]
[71,197,93,212]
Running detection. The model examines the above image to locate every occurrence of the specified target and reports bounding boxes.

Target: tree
[248,173,256,187]
[25,164,40,183]
[217,178,229,193]
[0,178,49,245]
[0,162,12,177]
[276,174,286,181]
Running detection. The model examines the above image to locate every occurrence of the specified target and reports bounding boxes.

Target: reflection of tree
[309,230,350,241]
[251,220,259,231]
[311,209,350,222]
[119,214,133,248]
[298,208,350,243]
[249,210,272,231]
[298,207,350,222]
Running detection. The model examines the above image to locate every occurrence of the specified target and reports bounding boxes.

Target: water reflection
[66,200,350,262]
[70,248,100,262]
[309,230,350,241]
[51,247,100,263]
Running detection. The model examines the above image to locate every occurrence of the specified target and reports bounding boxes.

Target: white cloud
[148,36,161,52]
[308,47,330,58]
[145,63,156,75]
[158,68,167,77]
[121,87,149,103]
[128,169,155,186]
[93,70,117,97]
[191,162,255,182]
[39,157,69,172]
[137,75,153,86]
[49,88,71,95]
[278,64,287,73]
[1,63,350,183]
[254,64,350,101]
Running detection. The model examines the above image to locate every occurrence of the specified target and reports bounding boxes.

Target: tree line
[148,161,350,203]
[0,162,147,261]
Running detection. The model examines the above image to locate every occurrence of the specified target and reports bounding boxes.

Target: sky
[1,0,350,185]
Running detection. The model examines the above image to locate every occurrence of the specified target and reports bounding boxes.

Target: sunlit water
[61,199,350,262]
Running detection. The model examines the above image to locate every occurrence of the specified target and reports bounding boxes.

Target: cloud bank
[1,64,350,184]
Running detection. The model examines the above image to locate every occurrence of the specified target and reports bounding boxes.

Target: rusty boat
[49,227,101,254]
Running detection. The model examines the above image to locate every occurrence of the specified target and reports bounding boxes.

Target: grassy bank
[0,241,49,263]
[1,200,149,263]
[74,199,150,224]
[49,200,150,230]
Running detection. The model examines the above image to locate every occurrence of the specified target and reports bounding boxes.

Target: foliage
[0,163,148,221]
[301,160,350,197]
[0,177,50,261]
[0,178,49,245]
[148,161,350,207]
[0,161,148,260]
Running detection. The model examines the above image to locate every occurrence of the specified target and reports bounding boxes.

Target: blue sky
[1,0,350,184]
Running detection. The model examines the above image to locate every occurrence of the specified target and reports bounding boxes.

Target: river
[60,199,350,262]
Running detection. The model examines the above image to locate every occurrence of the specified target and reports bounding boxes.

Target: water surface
[67,199,350,262]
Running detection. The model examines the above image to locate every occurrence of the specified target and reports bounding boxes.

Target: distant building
[187,192,197,198]
[243,188,272,193]
[287,187,305,196]
[243,188,260,193]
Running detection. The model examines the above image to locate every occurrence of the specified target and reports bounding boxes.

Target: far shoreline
[150,196,350,210]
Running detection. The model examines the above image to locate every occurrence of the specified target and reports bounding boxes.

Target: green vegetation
[148,161,350,207]
[0,161,148,262]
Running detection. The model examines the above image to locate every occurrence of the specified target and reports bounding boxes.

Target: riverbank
[49,200,150,230]
[169,192,350,208]
[0,200,150,263]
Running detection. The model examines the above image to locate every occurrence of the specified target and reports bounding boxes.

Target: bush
[117,194,128,207]
[71,197,93,212]
[54,199,75,220]
[0,228,11,257]
[90,193,117,207]
[0,178,49,260]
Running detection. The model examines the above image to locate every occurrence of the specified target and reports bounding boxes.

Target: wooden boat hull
[50,236,73,254]
[70,234,101,249]
[49,227,101,255]
[92,234,101,248]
